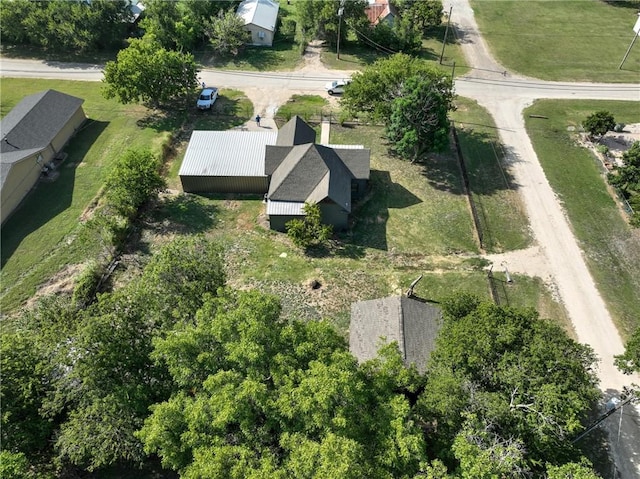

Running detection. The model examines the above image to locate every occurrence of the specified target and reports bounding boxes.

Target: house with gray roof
[1,89,86,224]
[237,0,280,47]
[350,295,442,373]
[178,116,370,232]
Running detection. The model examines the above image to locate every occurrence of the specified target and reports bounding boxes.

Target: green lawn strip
[275,94,331,123]
[452,97,532,253]
[195,40,305,72]
[524,99,640,339]
[470,0,640,82]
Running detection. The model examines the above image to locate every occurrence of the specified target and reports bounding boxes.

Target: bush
[583,110,615,139]
[72,260,106,308]
[286,202,333,249]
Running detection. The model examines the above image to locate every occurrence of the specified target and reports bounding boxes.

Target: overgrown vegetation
[608,141,640,227]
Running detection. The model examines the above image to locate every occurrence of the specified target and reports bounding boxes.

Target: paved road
[2,9,640,473]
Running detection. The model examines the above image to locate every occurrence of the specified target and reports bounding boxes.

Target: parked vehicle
[197,87,219,110]
[325,79,351,95]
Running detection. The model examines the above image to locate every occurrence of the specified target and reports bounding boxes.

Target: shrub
[286,202,333,249]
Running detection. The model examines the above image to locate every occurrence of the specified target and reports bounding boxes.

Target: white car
[325,79,350,95]
[197,87,218,110]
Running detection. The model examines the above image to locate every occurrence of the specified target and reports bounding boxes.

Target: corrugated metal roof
[179,130,277,177]
[237,0,279,31]
[266,200,305,216]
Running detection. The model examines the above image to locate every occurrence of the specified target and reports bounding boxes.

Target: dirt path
[449,0,640,474]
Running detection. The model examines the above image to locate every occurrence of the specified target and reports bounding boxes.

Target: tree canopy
[583,110,616,139]
[342,54,454,161]
[607,141,640,227]
[102,35,198,107]
[418,295,601,476]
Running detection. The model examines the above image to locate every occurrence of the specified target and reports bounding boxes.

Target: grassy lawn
[471,0,640,82]
[524,99,640,339]
[0,79,249,313]
[452,97,532,253]
[1,78,566,335]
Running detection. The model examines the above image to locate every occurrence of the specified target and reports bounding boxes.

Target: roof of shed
[237,0,279,31]
[349,296,442,373]
[179,130,277,177]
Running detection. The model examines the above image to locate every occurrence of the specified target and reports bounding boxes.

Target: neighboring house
[178,116,370,231]
[349,294,442,373]
[365,0,397,26]
[236,0,280,47]
[1,89,86,224]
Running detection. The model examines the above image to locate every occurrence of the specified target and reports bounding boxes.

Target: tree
[139,289,429,478]
[140,235,226,324]
[608,141,640,227]
[102,35,198,107]
[204,8,250,58]
[341,53,453,123]
[0,0,130,52]
[418,296,601,476]
[386,74,454,160]
[583,110,616,140]
[615,327,640,376]
[285,202,333,249]
[104,148,165,218]
[295,0,368,46]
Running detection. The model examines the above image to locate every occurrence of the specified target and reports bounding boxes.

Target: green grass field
[524,99,640,338]
[0,79,250,312]
[471,0,640,82]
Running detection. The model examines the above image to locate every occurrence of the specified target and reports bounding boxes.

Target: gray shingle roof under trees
[350,295,442,374]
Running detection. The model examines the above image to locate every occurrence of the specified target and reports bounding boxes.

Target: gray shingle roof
[276,115,316,146]
[1,90,84,158]
[349,296,442,373]
[267,143,354,212]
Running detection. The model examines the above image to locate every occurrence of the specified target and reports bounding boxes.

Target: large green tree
[139,289,429,478]
[583,110,616,140]
[607,141,640,226]
[204,8,250,58]
[104,148,165,218]
[386,74,454,160]
[102,35,198,107]
[296,0,368,46]
[0,0,130,51]
[342,53,452,122]
[342,54,454,161]
[418,295,601,476]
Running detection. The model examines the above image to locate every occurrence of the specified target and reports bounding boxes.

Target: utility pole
[619,13,640,69]
[440,5,453,64]
[337,1,345,60]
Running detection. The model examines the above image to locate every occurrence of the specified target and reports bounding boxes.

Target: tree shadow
[1,120,109,268]
[348,169,422,251]
[146,194,219,235]
[137,96,251,133]
[453,127,518,195]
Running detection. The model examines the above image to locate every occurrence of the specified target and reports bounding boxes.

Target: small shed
[350,295,442,373]
[179,130,277,194]
[1,89,86,224]
[237,0,280,47]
